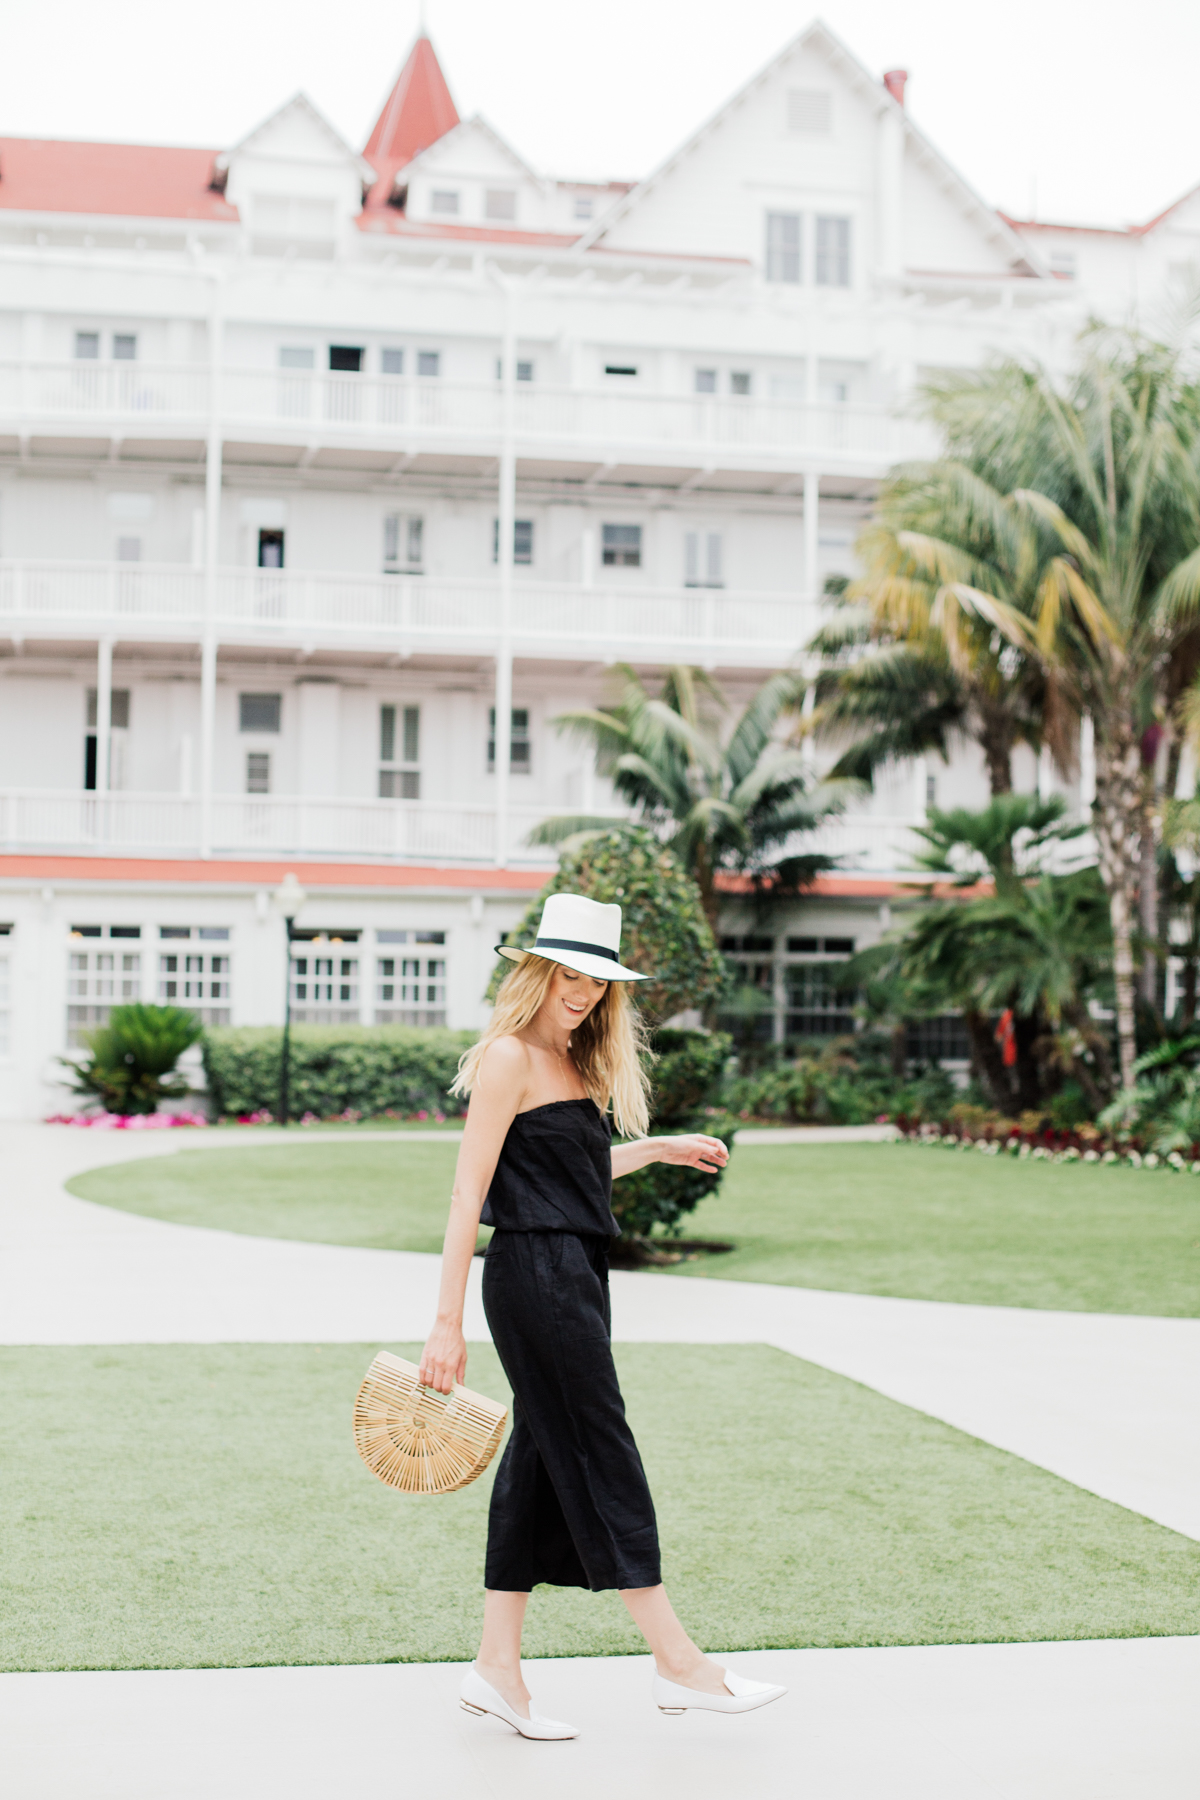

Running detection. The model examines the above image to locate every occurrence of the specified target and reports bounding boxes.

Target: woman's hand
[418,1318,468,1395]
[652,1133,730,1173]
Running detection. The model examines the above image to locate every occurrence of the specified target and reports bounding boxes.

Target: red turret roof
[362,35,459,210]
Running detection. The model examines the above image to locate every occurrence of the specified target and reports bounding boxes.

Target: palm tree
[859,795,1113,1113]
[527,666,855,926]
[860,334,1200,1087]
[813,460,1054,796]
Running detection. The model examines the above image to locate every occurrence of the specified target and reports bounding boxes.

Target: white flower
[1143,1153,1160,1170]
[1167,1152,1185,1170]
[1102,1150,1119,1165]
[1032,1145,1048,1160]
[1083,1149,1099,1163]
[1019,1142,1032,1159]
[1062,1147,1080,1162]
[1127,1151,1143,1168]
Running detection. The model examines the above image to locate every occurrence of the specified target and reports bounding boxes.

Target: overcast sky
[1,0,1195,229]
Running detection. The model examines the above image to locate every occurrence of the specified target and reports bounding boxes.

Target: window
[926,771,937,810]
[785,963,856,1038]
[488,707,530,773]
[820,379,848,405]
[573,196,594,220]
[604,363,638,377]
[329,345,363,373]
[694,369,718,394]
[430,190,459,215]
[785,935,854,955]
[86,689,131,730]
[602,523,642,568]
[239,693,281,733]
[74,331,100,360]
[730,371,752,397]
[67,944,141,1043]
[492,519,534,565]
[115,536,141,563]
[159,946,231,1026]
[246,752,271,794]
[787,89,832,134]
[383,513,423,571]
[495,358,535,382]
[158,925,230,941]
[815,216,851,287]
[289,931,360,1023]
[906,1016,971,1063]
[112,334,137,361]
[375,931,447,1026]
[765,212,802,284]
[253,196,335,246]
[684,531,723,588]
[381,347,404,375]
[257,530,284,569]
[379,703,420,799]
[485,189,517,221]
[279,346,314,370]
[417,350,440,378]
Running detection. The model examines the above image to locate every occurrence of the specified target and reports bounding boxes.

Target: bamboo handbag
[353,1351,508,1496]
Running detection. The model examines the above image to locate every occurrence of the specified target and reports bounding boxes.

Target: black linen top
[481,1097,619,1236]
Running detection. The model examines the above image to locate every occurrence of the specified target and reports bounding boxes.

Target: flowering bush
[892,1109,1200,1171]
[46,1110,207,1130]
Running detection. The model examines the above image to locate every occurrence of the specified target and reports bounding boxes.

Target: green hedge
[612,1028,736,1238]
[202,1026,474,1122]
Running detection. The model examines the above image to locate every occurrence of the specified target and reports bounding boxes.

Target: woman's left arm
[611,1133,730,1179]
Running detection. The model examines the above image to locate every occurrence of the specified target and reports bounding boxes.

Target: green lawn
[3,1341,1198,1672]
[69,1140,1200,1314]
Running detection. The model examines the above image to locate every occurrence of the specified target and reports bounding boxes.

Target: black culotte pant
[482,1229,661,1593]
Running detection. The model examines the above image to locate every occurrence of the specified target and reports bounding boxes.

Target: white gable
[219,94,374,248]
[402,117,552,231]
[589,22,1029,283]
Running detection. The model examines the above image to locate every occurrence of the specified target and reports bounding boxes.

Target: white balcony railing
[0,361,937,467]
[0,786,927,873]
[0,560,821,661]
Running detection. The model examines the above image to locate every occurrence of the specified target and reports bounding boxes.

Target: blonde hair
[451,954,652,1139]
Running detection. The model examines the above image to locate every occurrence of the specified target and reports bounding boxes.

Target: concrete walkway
[3,1639,1197,1800]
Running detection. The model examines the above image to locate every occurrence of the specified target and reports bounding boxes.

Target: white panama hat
[496,892,649,983]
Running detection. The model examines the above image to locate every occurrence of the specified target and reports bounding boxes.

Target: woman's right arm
[417,1037,526,1394]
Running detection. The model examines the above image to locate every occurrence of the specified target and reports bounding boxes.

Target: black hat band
[533,936,619,963]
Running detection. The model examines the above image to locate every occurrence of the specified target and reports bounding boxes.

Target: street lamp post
[273,872,307,1128]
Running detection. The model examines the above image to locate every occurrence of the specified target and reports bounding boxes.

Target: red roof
[363,35,460,212]
[0,855,545,892]
[0,137,238,221]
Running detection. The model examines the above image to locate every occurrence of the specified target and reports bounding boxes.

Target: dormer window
[485,189,517,221]
[431,190,460,215]
[573,196,594,220]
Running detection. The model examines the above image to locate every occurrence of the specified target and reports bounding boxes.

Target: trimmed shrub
[612,1028,736,1238]
[496,826,727,1027]
[202,1025,474,1121]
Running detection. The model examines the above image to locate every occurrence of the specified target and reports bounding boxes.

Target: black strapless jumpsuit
[480,1097,662,1593]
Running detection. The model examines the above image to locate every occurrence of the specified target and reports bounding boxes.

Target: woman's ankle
[655,1646,708,1684]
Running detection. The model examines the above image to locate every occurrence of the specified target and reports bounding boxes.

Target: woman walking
[419,892,786,1739]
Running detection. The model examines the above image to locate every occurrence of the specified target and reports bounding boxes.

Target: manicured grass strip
[679,1144,1200,1315]
[69,1142,464,1254]
[2,1341,1198,1672]
[70,1140,1200,1314]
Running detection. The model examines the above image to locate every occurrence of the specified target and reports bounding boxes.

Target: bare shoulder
[475,1034,531,1089]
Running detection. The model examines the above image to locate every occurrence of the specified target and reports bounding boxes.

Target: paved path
[3,1639,1197,1800]
[2,1123,1198,1539]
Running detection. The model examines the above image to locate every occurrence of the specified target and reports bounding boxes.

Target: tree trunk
[965,1007,1015,1112]
[1093,720,1145,1089]
[1138,810,1158,1009]
[978,705,1014,797]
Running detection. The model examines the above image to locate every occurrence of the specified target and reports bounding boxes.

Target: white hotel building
[0,20,1196,1115]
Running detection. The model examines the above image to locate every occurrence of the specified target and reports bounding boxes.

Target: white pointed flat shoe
[653,1667,787,1715]
[459,1667,579,1740]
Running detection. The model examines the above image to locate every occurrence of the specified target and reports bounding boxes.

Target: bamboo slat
[352,1351,507,1495]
